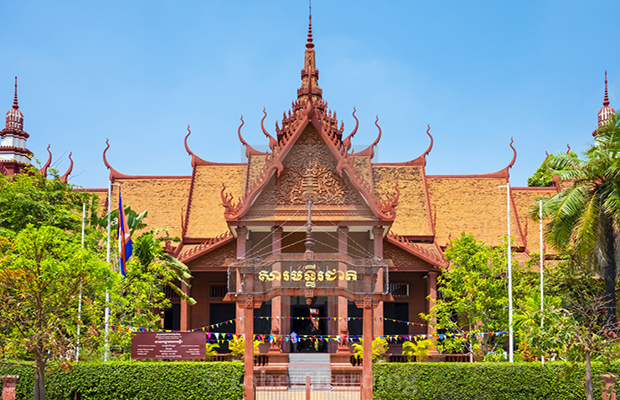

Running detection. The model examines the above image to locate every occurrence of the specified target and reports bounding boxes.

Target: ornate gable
[255,125,362,207]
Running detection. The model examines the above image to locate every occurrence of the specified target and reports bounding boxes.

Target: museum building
[2,16,615,354]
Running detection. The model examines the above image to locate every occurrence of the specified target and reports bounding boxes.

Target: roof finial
[306,6,314,49]
[604,70,610,107]
[13,76,19,110]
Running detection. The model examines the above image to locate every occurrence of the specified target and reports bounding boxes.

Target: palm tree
[538,112,620,327]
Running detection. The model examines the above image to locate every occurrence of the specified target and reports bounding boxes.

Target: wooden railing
[254,354,269,366]
[209,353,232,362]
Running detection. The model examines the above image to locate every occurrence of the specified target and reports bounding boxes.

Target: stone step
[288,353,332,385]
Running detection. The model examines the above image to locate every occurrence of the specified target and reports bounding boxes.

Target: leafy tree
[536,111,620,326]
[527,151,580,187]
[0,167,97,237]
[421,233,509,356]
[422,233,539,358]
[0,226,113,400]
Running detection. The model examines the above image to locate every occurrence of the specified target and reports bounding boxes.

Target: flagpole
[539,199,544,365]
[505,183,513,363]
[76,202,86,363]
[104,180,112,362]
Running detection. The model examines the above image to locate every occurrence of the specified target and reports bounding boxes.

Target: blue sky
[1,0,619,188]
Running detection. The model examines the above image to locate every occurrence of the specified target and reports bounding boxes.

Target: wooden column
[180,281,191,331]
[236,227,247,336]
[271,227,287,352]
[337,227,349,351]
[362,304,373,400]
[372,227,384,337]
[427,271,438,338]
[243,299,254,400]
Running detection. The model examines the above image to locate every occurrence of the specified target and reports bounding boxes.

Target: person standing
[290,331,299,353]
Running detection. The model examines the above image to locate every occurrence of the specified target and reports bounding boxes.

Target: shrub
[374,362,620,400]
[0,361,244,400]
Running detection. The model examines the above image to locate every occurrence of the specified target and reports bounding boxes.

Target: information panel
[131,331,206,360]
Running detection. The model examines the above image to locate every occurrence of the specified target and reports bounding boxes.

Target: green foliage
[402,339,433,362]
[535,111,620,325]
[0,167,97,236]
[421,233,511,355]
[373,362,620,400]
[0,361,244,400]
[205,343,220,361]
[228,337,260,360]
[527,151,580,187]
[0,226,113,399]
[352,337,388,361]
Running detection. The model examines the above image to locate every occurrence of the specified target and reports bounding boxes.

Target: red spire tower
[598,70,615,127]
[297,15,322,103]
[0,77,32,176]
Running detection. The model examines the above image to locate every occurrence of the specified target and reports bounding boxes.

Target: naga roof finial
[342,107,358,151]
[507,137,517,169]
[422,124,434,158]
[39,144,52,177]
[60,152,73,183]
[261,108,278,151]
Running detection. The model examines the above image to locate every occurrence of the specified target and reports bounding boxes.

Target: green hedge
[374,362,620,400]
[0,362,244,400]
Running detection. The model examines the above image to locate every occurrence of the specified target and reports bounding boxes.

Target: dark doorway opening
[163,303,180,331]
[210,303,236,353]
[289,296,328,352]
[384,302,409,335]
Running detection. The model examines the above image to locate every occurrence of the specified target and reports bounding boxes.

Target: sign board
[131,331,206,360]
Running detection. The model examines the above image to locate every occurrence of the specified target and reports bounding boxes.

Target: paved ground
[254,388,360,400]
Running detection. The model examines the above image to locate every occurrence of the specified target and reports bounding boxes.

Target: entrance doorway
[290,296,328,353]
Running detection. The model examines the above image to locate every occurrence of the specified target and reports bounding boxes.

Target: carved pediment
[186,241,237,270]
[255,125,362,206]
[383,241,433,269]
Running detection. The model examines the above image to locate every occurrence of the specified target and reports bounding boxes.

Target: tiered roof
[95,18,594,273]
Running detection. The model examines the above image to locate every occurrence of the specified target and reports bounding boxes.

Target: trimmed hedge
[2,360,618,399]
[374,362,620,400]
[0,362,244,400]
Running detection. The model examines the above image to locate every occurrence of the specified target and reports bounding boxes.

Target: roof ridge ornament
[60,152,73,183]
[39,144,52,177]
[422,124,434,158]
[261,108,278,151]
[507,137,517,169]
[342,107,358,152]
[238,115,266,158]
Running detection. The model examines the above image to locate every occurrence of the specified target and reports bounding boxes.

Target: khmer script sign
[258,264,357,288]
[131,331,206,360]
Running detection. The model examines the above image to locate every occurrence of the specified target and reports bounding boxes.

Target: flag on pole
[118,187,132,277]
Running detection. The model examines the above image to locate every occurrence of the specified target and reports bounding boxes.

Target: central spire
[297,14,322,102]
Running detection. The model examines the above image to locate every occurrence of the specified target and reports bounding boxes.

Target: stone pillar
[426,271,438,337]
[0,376,19,400]
[362,305,373,400]
[236,227,247,336]
[336,227,349,352]
[271,227,288,352]
[372,227,384,337]
[243,299,254,400]
[601,374,617,400]
[180,281,191,331]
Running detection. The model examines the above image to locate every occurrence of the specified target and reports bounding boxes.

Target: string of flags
[111,316,508,343]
